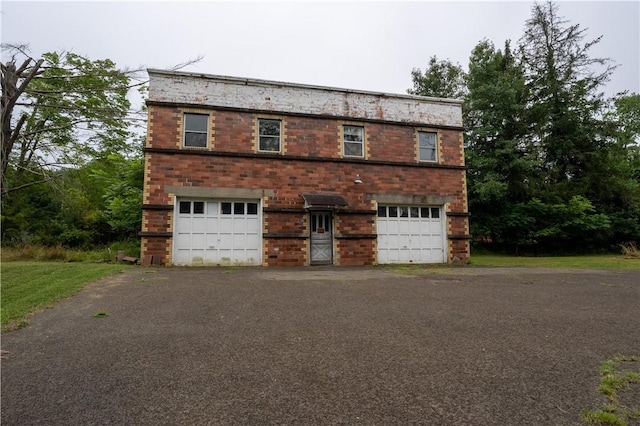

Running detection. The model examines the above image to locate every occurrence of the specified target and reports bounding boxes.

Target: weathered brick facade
[141,70,470,266]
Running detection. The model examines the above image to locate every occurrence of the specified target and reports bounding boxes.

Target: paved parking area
[2,266,639,425]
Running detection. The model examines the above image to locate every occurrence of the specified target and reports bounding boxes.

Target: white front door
[377,205,446,264]
[310,211,333,264]
[173,199,261,265]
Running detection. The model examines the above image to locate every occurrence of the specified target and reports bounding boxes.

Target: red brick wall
[142,105,469,266]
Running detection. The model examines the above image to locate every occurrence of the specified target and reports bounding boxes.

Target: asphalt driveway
[2,266,639,425]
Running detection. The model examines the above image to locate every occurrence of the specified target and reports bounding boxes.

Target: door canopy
[301,193,348,210]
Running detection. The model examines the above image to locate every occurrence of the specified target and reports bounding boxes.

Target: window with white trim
[183,113,209,147]
[418,131,437,162]
[343,125,364,157]
[258,119,281,152]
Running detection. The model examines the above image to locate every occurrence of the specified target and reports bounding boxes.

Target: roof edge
[146,68,463,105]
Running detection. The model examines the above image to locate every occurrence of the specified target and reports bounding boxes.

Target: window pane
[234,202,245,215]
[193,202,204,214]
[419,132,437,161]
[259,119,281,136]
[185,114,208,132]
[247,203,258,215]
[344,126,363,141]
[222,202,232,214]
[431,208,440,218]
[259,136,280,152]
[388,206,398,217]
[400,207,409,217]
[184,132,207,147]
[410,207,419,217]
[420,207,430,218]
[419,132,436,147]
[344,141,363,157]
[420,147,436,162]
[377,206,387,217]
[179,201,190,214]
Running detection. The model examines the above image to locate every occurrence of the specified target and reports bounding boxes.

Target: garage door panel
[246,218,260,232]
[207,202,219,215]
[219,217,233,230]
[174,249,190,264]
[411,248,426,262]
[218,232,232,246]
[174,200,262,265]
[175,233,191,248]
[191,217,206,232]
[421,234,433,247]
[175,219,191,234]
[246,233,260,246]
[190,249,205,263]
[233,233,246,246]
[398,248,410,262]
[377,205,445,264]
[409,236,422,248]
[232,249,246,261]
[191,233,205,248]
[218,249,232,261]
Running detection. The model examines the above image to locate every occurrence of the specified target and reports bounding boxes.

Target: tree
[409,1,640,253]
[1,46,141,198]
[519,1,615,191]
[463,40,535,246]
[408,56,466,99]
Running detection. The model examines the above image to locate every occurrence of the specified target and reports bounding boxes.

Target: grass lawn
[1,262,129,331]
[470,254,640,270]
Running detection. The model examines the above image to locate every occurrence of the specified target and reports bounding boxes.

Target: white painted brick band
[148,70,463,128]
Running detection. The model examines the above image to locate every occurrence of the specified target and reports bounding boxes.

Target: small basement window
[184,113,209,148]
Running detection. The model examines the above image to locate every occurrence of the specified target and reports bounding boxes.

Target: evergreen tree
[464,40,534,247]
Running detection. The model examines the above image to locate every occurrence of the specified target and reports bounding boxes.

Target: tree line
[1,46,145,248]
[2,1,638,255]
[410,1,640,254]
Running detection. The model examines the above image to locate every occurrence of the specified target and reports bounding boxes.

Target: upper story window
[183,113,209,147]
[343,125,364,157]
[258,119,281,152]
[418,131,438,162]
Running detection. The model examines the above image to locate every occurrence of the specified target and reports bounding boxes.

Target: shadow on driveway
[2,266,639,425]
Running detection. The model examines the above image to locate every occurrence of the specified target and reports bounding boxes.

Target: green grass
[1,261,129,331]
[0,241,140,263]
[470,254,640,270]
[581,355,640,426]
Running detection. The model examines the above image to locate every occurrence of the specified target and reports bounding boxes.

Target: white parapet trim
[148,69,463,128]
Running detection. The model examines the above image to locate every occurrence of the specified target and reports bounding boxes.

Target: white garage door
[173,200,261,265]
[377,205,446,264]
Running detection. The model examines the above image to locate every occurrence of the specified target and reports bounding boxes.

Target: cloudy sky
[2,1,639,98]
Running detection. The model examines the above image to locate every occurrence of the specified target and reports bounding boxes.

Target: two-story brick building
[141,70,469,266]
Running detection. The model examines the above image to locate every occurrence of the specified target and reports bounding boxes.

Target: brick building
[141,70,470,266]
